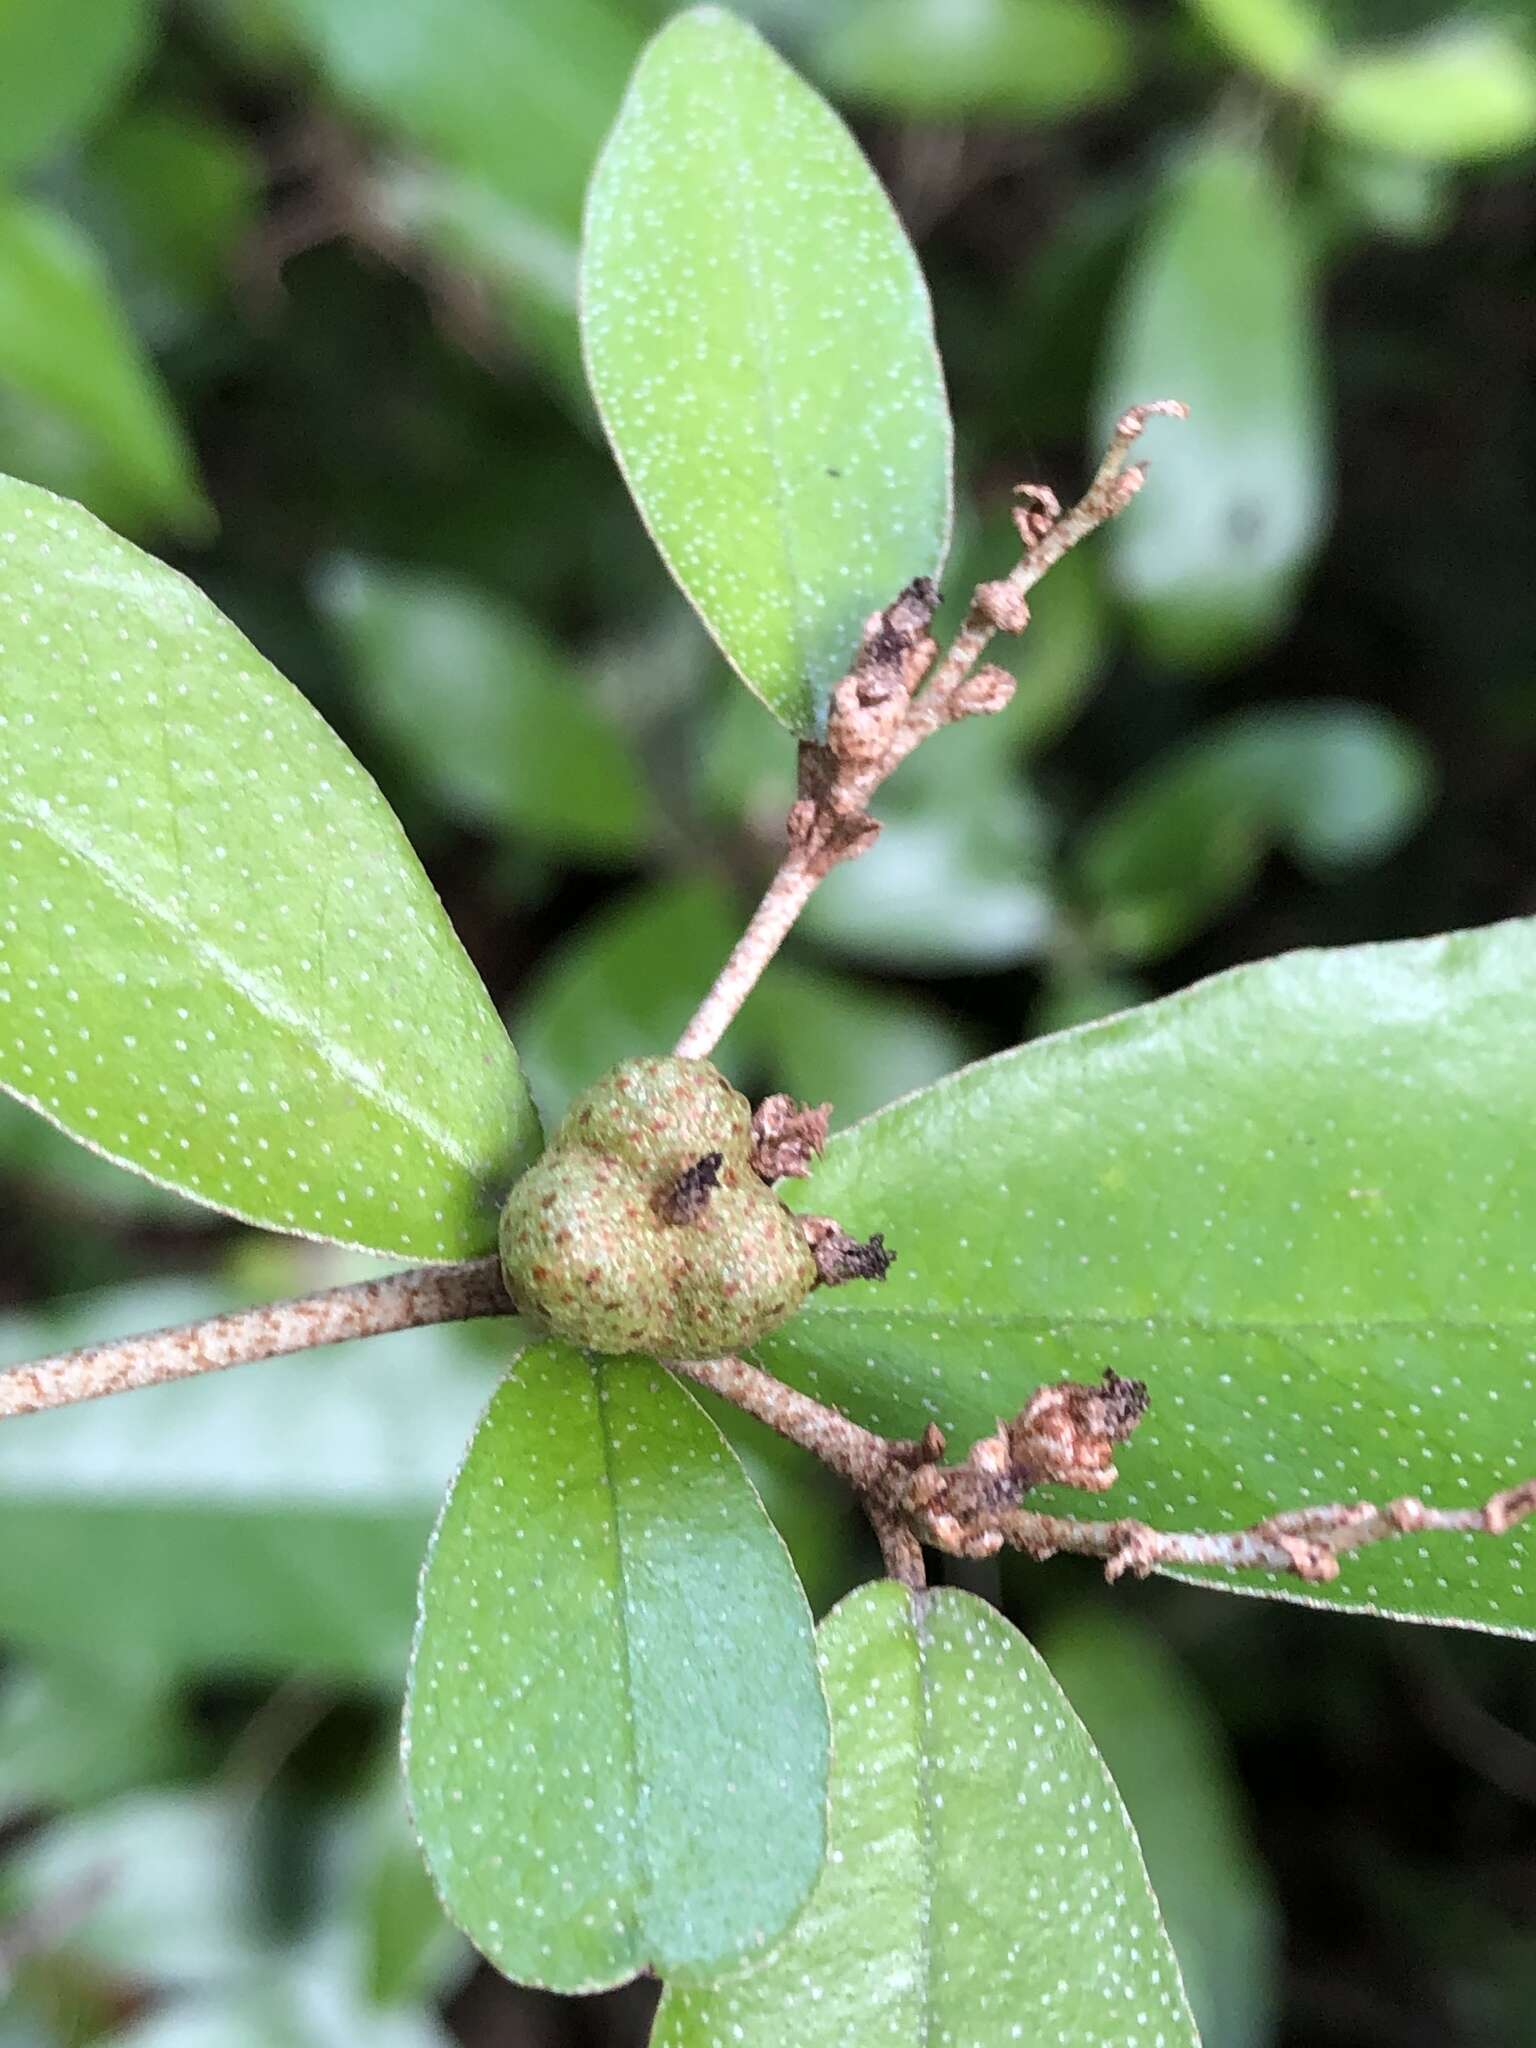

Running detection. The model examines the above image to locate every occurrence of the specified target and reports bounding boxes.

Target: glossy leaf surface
[1099,136,1327,669]
[405,1342,829,1992]
[582,7,952,735]
[756,919,1536,1633]
[653,1582,1196,2047]
[0,478,539,1257]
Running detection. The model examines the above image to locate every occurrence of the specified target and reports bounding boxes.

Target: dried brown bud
[974,578,1031,635]
[751,1095,832,1183]
[800,1214,896,1286]
[1011,482,1061,546]
[827,578,940,766]
[949,664,1016,721]
[1007,1370,1148,1494]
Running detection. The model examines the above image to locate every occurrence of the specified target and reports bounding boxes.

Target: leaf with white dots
[0,474,539,1259]
[652,1581,1198,2048]
[753,919,1536,1635]
[581,5,952,737]
[403,1342,830,1993]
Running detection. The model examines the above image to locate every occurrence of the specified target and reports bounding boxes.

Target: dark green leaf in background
[511,876,968,1125]
[582,6,952,734]
[755,918,1536,1634]
[1326,22,1536,163]
[0,1652,189,1823]
[318,558,650,859]
[405,1341,830,1992]
[0,0,150,177]
[0,201,207,537]
[0,478,540,1257]
[1188,0,1536,161]
[813,0,1135,119]
[1098,134,1328,670]
[653,1582,1197,2047]
[271,0,640,237]
[1078,702,1432,959]
[82,106,261,345]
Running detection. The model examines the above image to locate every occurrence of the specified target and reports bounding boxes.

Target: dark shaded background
[1,1,1534,2043]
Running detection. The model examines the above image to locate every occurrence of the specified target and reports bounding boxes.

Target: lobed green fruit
[499,1056,817,1357]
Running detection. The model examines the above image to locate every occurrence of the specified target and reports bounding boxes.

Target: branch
[663,1357,1536,1596]
[675,401,1188,1060]
[0,1257,512,1420]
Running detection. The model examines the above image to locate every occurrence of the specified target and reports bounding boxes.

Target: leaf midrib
[2,785,478,1172]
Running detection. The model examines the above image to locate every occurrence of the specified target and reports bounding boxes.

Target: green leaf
[0,1652,189,1822]
[0,0,150,177]
[85,106,261,338]
[0,1278,506,1677]
[0,477,539,1258]
[1042,1609,1280,2048]
[318,559,649,858]
[1078,703,1432,960]
[582,6,952,736]
[814,0,1134,119]
[0,200,208,536]
[273,0,640,239]
[653,1582,1197,2047]
[404,1341,830,1993]
[1183,0,1330,87]
[1326,23,1536,163]
[1186,2,1536,161]
[755,918,1536,1633]
[1098,136,1328,670]
[754,959,972,1127]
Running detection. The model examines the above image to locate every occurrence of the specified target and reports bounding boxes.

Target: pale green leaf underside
[581,5,952,736]
[404,1342,829,1993]
[0,476,538,1258]
[653,1582,1197,2047]
[756,920,1536,1634]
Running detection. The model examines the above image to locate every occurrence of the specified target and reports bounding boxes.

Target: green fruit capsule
[500,1056,817,1358]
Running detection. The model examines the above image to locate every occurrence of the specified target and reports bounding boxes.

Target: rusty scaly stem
[0,1257,513,1419]
[674,402,1188,1062]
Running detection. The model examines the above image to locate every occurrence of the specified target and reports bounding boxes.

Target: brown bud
[949,664,1016,720]
[750,1094,831,1183]
[1007,1370,1147,1494]
[974,578,1030,634]
[801,1215,895,1286]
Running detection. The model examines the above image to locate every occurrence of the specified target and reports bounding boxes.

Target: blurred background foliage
[0,0,1533,2042]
